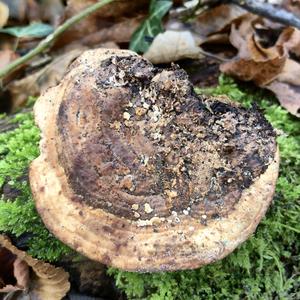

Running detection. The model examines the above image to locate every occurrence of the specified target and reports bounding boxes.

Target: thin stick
[203,0,300,29]
[230,0,300,29]
[0,0,114,80]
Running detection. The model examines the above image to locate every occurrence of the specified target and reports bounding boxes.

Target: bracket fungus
[30,49,279,272]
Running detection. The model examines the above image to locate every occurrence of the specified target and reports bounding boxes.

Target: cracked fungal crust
[30,49,279,271]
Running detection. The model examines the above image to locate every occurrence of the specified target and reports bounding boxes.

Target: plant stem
[0,0,114,80]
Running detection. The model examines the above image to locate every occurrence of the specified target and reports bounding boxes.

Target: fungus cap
[30,49,279,272]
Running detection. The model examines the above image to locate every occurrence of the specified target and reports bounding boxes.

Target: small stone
[111,121,121,130]
[141,155,149,166]
[127,102,134,107]
[183,209,189,215]
[134,212,140,218]
[150,217,161,225]
[143,102,150,109]
[132,204,139,210]
[144,203,153,214]
[123,112,131,120]
[124,120,134,127]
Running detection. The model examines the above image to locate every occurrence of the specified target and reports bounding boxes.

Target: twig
[203,0,300,29]
[198,48,230,62]
[0,0,114,80]
[230,0,300,29]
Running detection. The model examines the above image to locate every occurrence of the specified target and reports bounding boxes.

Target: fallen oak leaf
[144,30,202,63]
[265,57,300,117]
[220,15,287,85]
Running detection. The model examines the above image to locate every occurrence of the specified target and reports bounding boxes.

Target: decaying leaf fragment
[7,48,86,110]
[56,0,149,47]
[0,235,70,300]
[144,30,202,63]
[0,1,9,28]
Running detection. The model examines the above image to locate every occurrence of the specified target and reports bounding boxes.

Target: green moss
[0,112,72,261]
[108,76,300,299]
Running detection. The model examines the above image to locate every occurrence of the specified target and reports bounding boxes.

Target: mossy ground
[0,112,72,261]
[0,76,299,299]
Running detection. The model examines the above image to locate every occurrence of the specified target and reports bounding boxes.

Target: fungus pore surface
[30,49,279,271]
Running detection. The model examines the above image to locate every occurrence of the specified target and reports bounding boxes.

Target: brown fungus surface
[30,49,279,272]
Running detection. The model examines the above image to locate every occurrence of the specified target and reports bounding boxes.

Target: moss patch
[0,112,72,261]
[108,77,300,299]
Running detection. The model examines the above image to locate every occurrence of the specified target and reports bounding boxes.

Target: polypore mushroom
[30,49,279,272]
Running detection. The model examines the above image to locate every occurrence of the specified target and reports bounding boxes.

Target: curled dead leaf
[0,235,70,300]
[144,30,202,64]
[0,247,29,293]
[220,15,289,86]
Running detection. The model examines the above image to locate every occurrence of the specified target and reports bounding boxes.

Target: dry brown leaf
[193,4,247,38]
[0,257,30,293]
[144,30,202,64]
[80,17,143,47]
[0,246,29,293]
[8,48,86,110]
[55,0,149,47]
[277,58,300,85]
[0,1,9,28]
[220,15,289,86]
[277,27,300,57]
[266,80,300,117]
[221,56,285,85]
[0,235,70,300]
